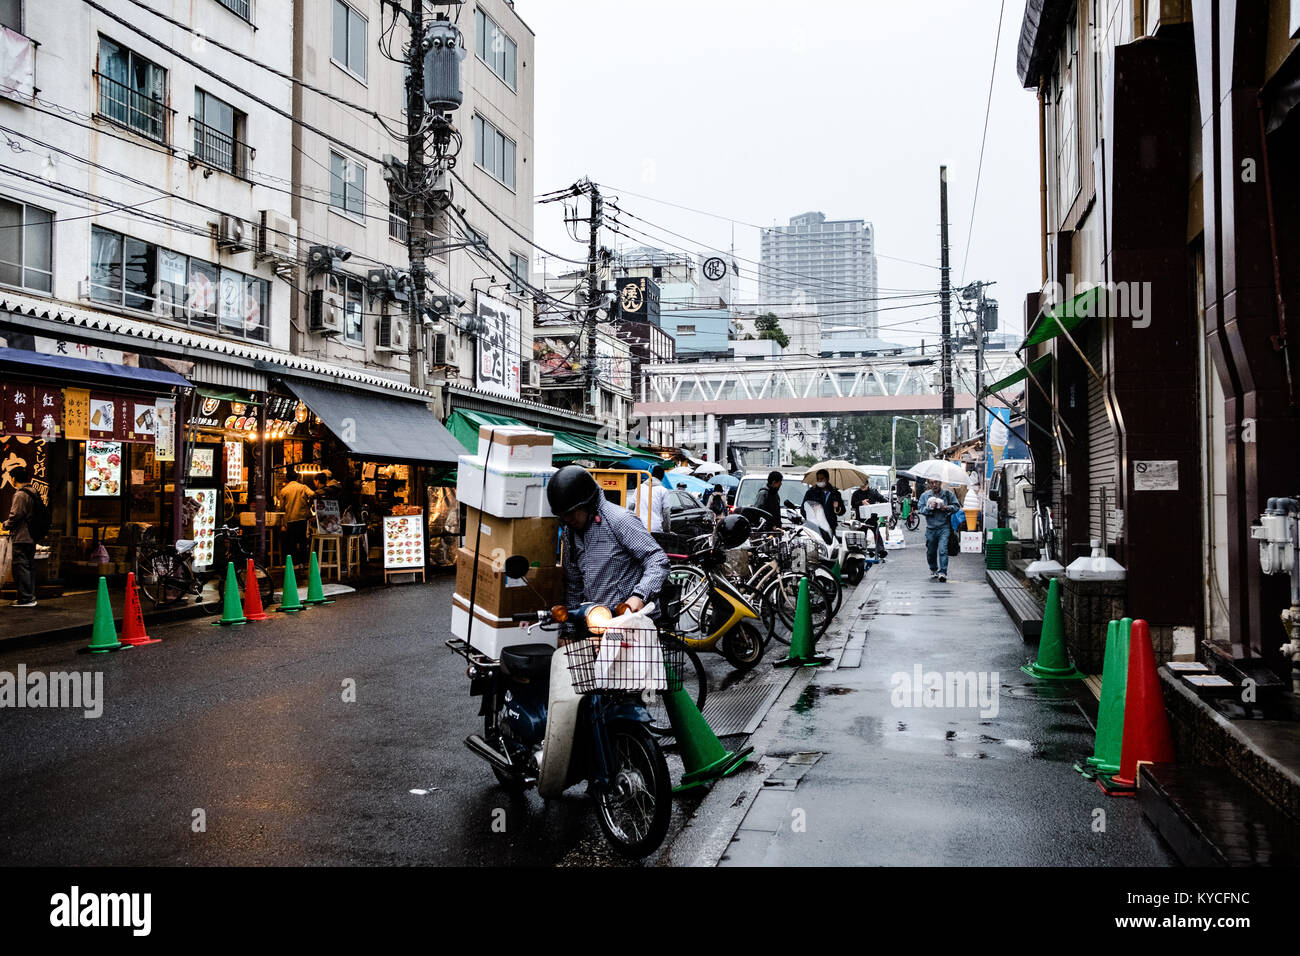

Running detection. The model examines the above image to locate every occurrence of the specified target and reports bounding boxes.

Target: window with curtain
[330,151,366,218]
[193,89,246,175]
[97,36,167,142]
[0,196,51,293]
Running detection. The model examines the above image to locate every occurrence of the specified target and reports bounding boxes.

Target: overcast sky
[519,0,1041,345]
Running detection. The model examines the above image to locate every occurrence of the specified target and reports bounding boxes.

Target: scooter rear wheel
[720,620,766,671]
[595,722,672,859]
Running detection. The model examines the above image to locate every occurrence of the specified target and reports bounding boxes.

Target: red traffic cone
[119,572,161,647]
[1102,619,1174,794]
[242,558,271,621]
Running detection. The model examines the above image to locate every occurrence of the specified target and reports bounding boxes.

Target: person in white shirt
[629,464,673,533]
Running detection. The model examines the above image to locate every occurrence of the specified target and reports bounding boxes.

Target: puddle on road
[793,685,855,713]
[848,722,1075,761]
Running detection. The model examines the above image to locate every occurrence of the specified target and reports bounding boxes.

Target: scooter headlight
[585,604,613,635]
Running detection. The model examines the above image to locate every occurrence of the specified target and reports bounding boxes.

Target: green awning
[981,353,1053,397]
[446,410,631,463]
[1020,285,1101,349]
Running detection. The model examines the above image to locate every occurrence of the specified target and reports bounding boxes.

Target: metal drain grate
[695,677,788,737]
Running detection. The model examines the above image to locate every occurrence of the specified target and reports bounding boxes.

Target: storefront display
[190,447,214,479]
[185,488,217,570]
[383,508,425,579]
[83,441,122,496]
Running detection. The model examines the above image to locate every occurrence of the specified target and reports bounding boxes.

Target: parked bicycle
[134,524,273,613]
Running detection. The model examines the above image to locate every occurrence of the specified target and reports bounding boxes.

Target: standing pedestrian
[629,464,673,533]
[851,482,888,559]
[278,473,315,567]
[755,470,785,530]
[3,466,40,607]
[707,483,728,523]
[802,468,844,534]
[919,478,960,582]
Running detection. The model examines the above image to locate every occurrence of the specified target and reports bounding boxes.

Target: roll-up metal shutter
[1086,328,1119,546]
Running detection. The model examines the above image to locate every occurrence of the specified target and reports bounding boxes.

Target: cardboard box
[461,507,559,564]
[456,454,555,519]
[476,425,554,470]
[455,547,563,618]
[452,593,559,658]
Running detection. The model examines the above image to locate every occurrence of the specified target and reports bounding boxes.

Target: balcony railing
[94,71,172,144]
[189,117,254,177]
[215,0,252,21]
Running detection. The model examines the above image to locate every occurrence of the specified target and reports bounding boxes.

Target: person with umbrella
[803,468,845,534]
[919,478,961,582]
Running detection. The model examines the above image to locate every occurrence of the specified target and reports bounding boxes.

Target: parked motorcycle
[446,556,674,858]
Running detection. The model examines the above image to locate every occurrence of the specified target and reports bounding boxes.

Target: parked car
[666,488,715,539]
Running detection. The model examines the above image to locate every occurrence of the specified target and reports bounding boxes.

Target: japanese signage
[383,514,425,570]
[1,383,32,435]
[315,499,341,535]
[0,437,49,520]
[154,398,175,461]
[84,440,122,496]
[185,489,217,570]
[64,389,90,441]
[616,275,660,325]
[190,447,215,480]
[34,337,129,366]
[475,292,521,399]
[225,440,244,487]
[1133,460,1179,492]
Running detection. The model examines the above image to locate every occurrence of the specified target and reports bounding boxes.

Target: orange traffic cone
[1101,619,1174,795]
[242,558,271,621]
[119,572,161,647]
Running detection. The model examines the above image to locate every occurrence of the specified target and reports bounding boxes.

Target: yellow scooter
[662,516,767,672]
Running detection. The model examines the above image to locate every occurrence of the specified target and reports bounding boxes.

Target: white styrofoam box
[885,527,907,549]
[960,531,983,553]
[476,425,554,470]
[456,454,556,519]
[452,594,558,658]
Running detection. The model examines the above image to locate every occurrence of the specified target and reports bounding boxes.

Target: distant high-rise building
[759,212,879,334]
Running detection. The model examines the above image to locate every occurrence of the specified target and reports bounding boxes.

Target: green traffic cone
[774,576,831,668]
[662,667,752,792]
[86,577,123,653]
[212,561,246,626]
[830,559,842,584]
[277,556,304,613]
[901,498,911,520]
[303,551,333,606]
[1021,577,1084,679]
[1089,618,1132,777]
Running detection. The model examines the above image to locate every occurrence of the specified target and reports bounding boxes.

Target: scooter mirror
[503,555,530,580]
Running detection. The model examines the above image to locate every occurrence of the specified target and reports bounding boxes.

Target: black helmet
[716,513,751,549]
[547,465,601,516]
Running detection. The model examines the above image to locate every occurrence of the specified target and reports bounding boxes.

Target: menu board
[185,489,217,570]
[383,514,425,570]
[154,398,175,461]
[190,447,214,479]
[83,440,122,496]
[316,499,341,535]
[225,440,243,487]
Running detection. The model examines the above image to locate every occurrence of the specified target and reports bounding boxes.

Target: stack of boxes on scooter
[454,426,564,657]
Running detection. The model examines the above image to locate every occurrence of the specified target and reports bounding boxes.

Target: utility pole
[584,182,603,420]
[404,0,428,391]
[939,166,953,448]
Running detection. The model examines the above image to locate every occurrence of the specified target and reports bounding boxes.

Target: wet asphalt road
[0,575,713,867]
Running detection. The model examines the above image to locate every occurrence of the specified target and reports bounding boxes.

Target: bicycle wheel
[665,564,712,638]
[768,572,831,644]
[646,634,706,736]
[813,566,843,616]
[905,510,920,532]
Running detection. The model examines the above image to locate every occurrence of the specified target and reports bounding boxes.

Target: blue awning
[0,346,191,389]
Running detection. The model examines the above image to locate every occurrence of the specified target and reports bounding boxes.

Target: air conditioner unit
[217,215,249,252]
[308,288,344,335]
[430,331,453,366]
[257,210,298,262]
[376,313,410,353]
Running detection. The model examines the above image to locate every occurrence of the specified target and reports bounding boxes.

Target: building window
[677,325,696,336]
[329,151,367,218]
[89,225,269,342]
[388,198,408,243]
[474,7,517,90]
[331,0,367,81]
[192,89,249,176]
[1,0,21,32]
[509,251,528,294]
[0,196,51,293]
[214,0,251,21]
[341,275,364,345]
[96,36,169,143]
[472,114,515,190]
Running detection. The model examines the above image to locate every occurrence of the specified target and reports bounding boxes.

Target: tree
[754,312,789,350]
[790,452,819,467]
[822,415,945,464]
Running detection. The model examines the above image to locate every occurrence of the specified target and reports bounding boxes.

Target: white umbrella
[692,461,728,478]
[907,458,971,485]
[802,459,870,488]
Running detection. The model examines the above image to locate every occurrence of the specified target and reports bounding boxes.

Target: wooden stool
[312,534,342,582]
[343,535,364,578]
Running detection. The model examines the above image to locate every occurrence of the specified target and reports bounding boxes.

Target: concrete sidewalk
[676,530,1176,866]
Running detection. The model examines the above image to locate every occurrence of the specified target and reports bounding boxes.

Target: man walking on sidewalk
[918,478,960,582]
[3,466,39,607]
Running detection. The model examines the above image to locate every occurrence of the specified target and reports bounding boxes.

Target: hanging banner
[84,440,122,496]
[1,383,34,435]
[88,393,116,436]
[64,388,90,440]
[986,407,1011,480]
[154,397,176,461]
[33,385,62,440]
[475,292,521,399]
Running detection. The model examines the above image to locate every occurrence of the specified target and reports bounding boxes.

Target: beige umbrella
[802,459,870,488]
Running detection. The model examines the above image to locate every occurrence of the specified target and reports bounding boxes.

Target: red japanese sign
[1,383,35,436]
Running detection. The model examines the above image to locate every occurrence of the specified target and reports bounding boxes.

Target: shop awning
[0,346,191,389]
[446,409,634,464]
[981,353,1053,398]
[1020,286,1101,350]
[283,379,463,464]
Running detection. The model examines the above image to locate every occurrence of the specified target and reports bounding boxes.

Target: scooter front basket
[565,623,680,694]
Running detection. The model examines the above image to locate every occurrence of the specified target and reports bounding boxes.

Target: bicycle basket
[565,620,680,694]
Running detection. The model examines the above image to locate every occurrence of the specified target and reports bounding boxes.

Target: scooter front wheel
[720,620,766,671]
[595,722,672,859]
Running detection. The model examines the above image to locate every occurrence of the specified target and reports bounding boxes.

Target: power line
[959,0,1006,284]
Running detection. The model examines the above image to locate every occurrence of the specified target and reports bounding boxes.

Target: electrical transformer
[423,19,465,111]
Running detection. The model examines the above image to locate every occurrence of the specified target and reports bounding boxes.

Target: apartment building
[759,211,879,335]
